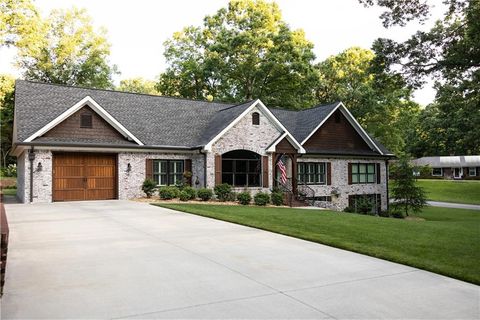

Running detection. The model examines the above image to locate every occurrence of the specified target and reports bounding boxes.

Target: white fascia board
[203,99,305,153]
[23,96,144,145]
[266,132,288,152]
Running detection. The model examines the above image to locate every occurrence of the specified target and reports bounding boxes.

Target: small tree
[390,157,427,216]
[142,179,157,198]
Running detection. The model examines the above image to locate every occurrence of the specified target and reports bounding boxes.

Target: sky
[0,0,446,106]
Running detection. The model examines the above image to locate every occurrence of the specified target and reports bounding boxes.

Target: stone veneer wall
[298,157,388,211]
[206,106,282,192]
[118,152,205,199]
[19,150,53,203]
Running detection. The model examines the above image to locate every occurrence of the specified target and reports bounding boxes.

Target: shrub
[158,186,179,200]
[237,191,251,205]
[391,210,404,219]
[343,206,355,213]
[179,190,190,201]
[355,197,375,215]
[254,192,270,206]
[271,192,284,206]
[0,164,17,177]
[378,210,390,218]
[197,188,213,201]
[214,183,232,201]
[141,179,157,198]
[182,186,197,200]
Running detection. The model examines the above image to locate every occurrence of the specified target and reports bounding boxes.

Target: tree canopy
[157,0,318,109]
[117,78,159,95]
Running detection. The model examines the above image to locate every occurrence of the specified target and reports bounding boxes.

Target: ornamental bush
[197,188,213,201]
[158,186,179,200]
[214,183,232,201]
[179,190,190,201]
[271,191,284,206]
[254,192,270,206]
[182,186,197,200]
[237,191,251,205]
[141,179,157,198]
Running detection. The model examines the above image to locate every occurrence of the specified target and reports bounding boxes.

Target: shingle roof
[14,80,392,156]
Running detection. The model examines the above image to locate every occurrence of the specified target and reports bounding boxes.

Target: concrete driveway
[2,200,478,319]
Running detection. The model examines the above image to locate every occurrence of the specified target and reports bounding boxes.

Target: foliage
[343,206,355,213]
[364,0,480,156]
[178,190,191,202]
[158,186,180,200]
[390,157,427,216]
[141,179,157,198]
[315,47,420,155]
[117,77,159,95]
[354,196,376,215]
[157,203,480,284]
[214,183,232,201]
[0,74,15,166]
[415,179,480,205]
[16,7,118,89]
[182,186,197,200]
[270,191,283,206]
[0,164,16,177]
[158,0,317,109]
[237,191,252,205]
[197,188,213,201]
[0,0,44,47]
[253,192,270,206]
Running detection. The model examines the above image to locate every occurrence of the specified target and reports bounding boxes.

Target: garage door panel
[53,153,117,201]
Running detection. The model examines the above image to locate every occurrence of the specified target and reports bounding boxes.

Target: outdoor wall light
[36,162,42,172]
[126,163,132,172]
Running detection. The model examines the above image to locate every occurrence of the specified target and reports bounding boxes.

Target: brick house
[11,80,394,211]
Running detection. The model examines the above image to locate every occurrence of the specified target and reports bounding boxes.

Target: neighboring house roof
[13,80,392,156]
[413,156,480,168]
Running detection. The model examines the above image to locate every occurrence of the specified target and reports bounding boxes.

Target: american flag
[277,155,288,185]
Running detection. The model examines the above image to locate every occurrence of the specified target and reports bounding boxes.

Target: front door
[53,153,117,201]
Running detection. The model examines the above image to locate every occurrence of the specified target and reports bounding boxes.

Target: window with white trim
[468,167,477,176]
[153,160,184,186]
[432,168,443,176]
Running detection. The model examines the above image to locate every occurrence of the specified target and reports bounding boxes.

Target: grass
[0,188,16,196]
[155,203,480,285]
[416,179,480,205]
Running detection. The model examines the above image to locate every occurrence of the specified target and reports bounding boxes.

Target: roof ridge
[16,79,235,106]
[268,101,340,113]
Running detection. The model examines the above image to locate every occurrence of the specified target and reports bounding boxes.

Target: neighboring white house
[412,156,480,180]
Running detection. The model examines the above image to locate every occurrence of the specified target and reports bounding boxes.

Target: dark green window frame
[153,160,184,186]
[297,162,326,185]
[351,163,376,184]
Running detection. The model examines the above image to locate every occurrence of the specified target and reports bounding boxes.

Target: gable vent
[80,113,93,128]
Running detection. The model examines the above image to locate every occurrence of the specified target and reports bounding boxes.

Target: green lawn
[156,203,480,285]
[416,179,480,205]
[0,188,16,196]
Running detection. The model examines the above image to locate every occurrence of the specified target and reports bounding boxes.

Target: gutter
[28,147,34,203]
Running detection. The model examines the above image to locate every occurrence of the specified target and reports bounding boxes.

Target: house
[11,80,394,211]
[412,156,480,180]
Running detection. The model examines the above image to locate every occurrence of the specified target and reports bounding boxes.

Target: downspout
[385,159,389,211]
[28,147,35,203]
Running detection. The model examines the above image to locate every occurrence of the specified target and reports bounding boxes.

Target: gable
[303,110,372,152]
[39,106,129,143]
[275,137,297,153]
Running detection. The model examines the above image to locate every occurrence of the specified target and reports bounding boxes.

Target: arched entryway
[221,150,261,187]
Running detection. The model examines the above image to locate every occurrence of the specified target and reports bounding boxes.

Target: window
[306,196,332,202]
[252,112,260,125]
[222,150,261,187]
[432,168,443,176]
[80,113,93,128]
[348,194,381,214]
[153,160,184,186]
[298,162,326,184]
[469,167,477,176]
[351,163,376,184]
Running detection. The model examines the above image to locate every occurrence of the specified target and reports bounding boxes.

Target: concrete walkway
[427,200,480,210]
[2,200,479,319]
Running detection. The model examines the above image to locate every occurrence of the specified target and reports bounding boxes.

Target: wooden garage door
[53,153,117,201]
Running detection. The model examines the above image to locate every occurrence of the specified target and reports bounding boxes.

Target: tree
[157,0,318,109]
[363,0,480,156]
[315,47,420,155]
[390,156,427,216]
[0,74,15,167]
[118,78,159,95]
[0,0,44,48]
[16,7,118,89]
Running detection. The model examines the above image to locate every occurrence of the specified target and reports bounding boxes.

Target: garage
[52,153,117,201]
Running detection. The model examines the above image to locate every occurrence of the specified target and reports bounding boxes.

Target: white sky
[0,0,445,106]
